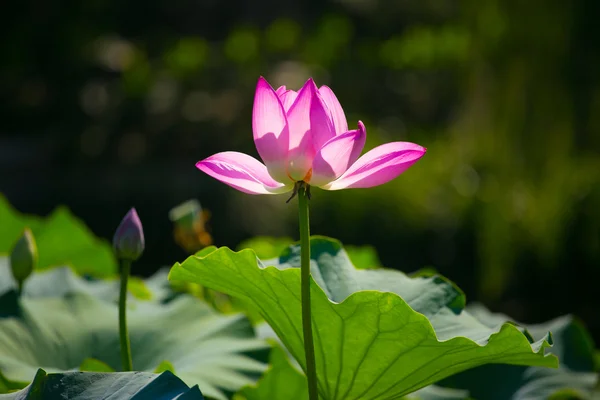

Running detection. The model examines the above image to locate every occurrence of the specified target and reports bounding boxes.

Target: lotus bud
[10,228,38,290]
[113,208,145,261]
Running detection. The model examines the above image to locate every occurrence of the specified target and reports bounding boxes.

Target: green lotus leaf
[0,258,117,302]
[439,304,599,399]
[238,236,381,270]
[0,281,268,399]
[79,358,115,372]
[0,258,160,303]
[254,320,472,400]
[0,368,204,400]
[0,194,116,277]
[154,360,176,374]
[235,340,470,400]
[343,245,381,270]
[237,237,294,260]
[169,236,557,400]
[234,344,308,400]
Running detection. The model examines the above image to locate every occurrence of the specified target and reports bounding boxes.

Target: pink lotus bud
[113,208,145,261]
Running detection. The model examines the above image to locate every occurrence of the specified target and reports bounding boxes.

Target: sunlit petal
[311,121,367,187]
[322,142,426,190]
[196,152,291,195]
[252,77,290,182]
[319,85,348,135]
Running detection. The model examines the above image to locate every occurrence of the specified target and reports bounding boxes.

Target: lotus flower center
[286,168,312,183]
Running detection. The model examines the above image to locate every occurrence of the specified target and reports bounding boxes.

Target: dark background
[1,0,599,340]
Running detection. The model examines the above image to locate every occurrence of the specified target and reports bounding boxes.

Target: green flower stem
[119,259,133,371]
[298,185,319,400]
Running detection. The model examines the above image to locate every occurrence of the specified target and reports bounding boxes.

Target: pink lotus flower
[196,77,426,195]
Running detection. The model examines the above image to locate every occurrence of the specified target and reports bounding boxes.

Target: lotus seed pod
[10,228,38,287]
[113,208,145,261]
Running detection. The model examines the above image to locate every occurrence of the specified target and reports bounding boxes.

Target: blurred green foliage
[1,0,598,339]
[0,195,117,277]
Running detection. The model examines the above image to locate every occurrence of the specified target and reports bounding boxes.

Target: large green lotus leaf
[0,288,268,399]
[0,258,117,302]
[0,258,162,304]
[0,368,204,400]
[439,304,598,400]
[0,195,116,277]
[254,321,472,400]
[234,344,309,400]
[234,339,469,400]
[169,236,557,400]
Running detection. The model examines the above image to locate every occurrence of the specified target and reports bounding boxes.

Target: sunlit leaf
[170,236,557,400]
[237,237,294,259]
[253,322,472,400]
[128,277,154,301]
[234,344,308,400]
[154,360,176,374]
[344,245,381,269]
[79,358,115,372]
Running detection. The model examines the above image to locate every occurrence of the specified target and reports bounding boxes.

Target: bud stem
[119,259,133,371]
[298,185,319,400]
